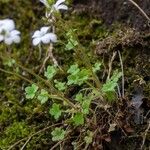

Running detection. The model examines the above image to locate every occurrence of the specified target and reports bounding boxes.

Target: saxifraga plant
[0,0,123,149]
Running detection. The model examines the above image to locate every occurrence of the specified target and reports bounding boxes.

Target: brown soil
[73,0,150,31]
[72,1,150,149]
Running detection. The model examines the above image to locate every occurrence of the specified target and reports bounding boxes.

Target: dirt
[73,0,150,31]
[0,1,149,149]
[72,0,150,149]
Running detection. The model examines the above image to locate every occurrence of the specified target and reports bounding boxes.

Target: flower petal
[40,26,50,34]
[56,4,68,10]
[0,20,3,25]
[0,19,15,32]
[32,38,41,46]
[41,34,51,44]
[47,33,57,43]
[0,35,4,42]
[32,30,41,38]
[55,0,65,7]
[49,33,57,43]
[40,0,50,8]
[41,33,57,44]
[4,37,13,45]
[13,35,21,43]
[10,30,20,36]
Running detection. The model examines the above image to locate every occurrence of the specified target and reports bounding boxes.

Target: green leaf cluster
[37,89,49,104]
[84,130,93,144]
[51,127,66,141]
[3,58,16,67]
[92,62,101,73]
[25,84,49,104]
[54,80,67,91]
[65,29,78,51]
[102,70,122,92]
[49,103,62,120]
[25,84,38,99]
[71,93,93,126]
[75,93,91,114]
[44,65,57,80]
[102,70,122,101]
[72,112,84,126]
[67,64,90,86]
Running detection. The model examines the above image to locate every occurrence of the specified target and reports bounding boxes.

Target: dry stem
[39,43,60,73]
[8,123,62,150]
[107,51,117,80]
[118,50,125,98]
[141,120,150,149]
[128,0,150,22]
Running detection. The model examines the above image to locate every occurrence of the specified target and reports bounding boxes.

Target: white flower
[0,19,15,33]
[32,26,57,46]
[53,0,68,11]
[0,30,21,45]
[0,19,21,45]
[39,0,50,8]
[39,0,68,11]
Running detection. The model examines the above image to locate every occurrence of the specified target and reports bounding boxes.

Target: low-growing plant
[0,0,123,149]
[24,62,122,146]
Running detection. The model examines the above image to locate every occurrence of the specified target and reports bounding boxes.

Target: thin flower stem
[0,67,52,96]
[0,64,76,109]
[39,43,62,73]
[62,27,101,89]
[48,43,61,69]
[39,7,62,72]
[48,94,76,109]
[17,63,76,109]
[58,18,101,82]
[39,43,53,73]
[78,45,101,89]
[17,63,56,91]
[0,68,33,84]
[38,44,42,60]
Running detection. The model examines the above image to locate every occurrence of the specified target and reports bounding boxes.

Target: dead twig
[117,85,122,98]
[141,120,150,149]
[107,51,117,80]
[118,50,125,98]
[144,110,150,120]
[8,123,62,150]
[50,141,63,150]
[128,0,150,22]
[20,137,32,150]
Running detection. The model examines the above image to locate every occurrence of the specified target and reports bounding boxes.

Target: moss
[0,122,31,149]
[0,1,149,149]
